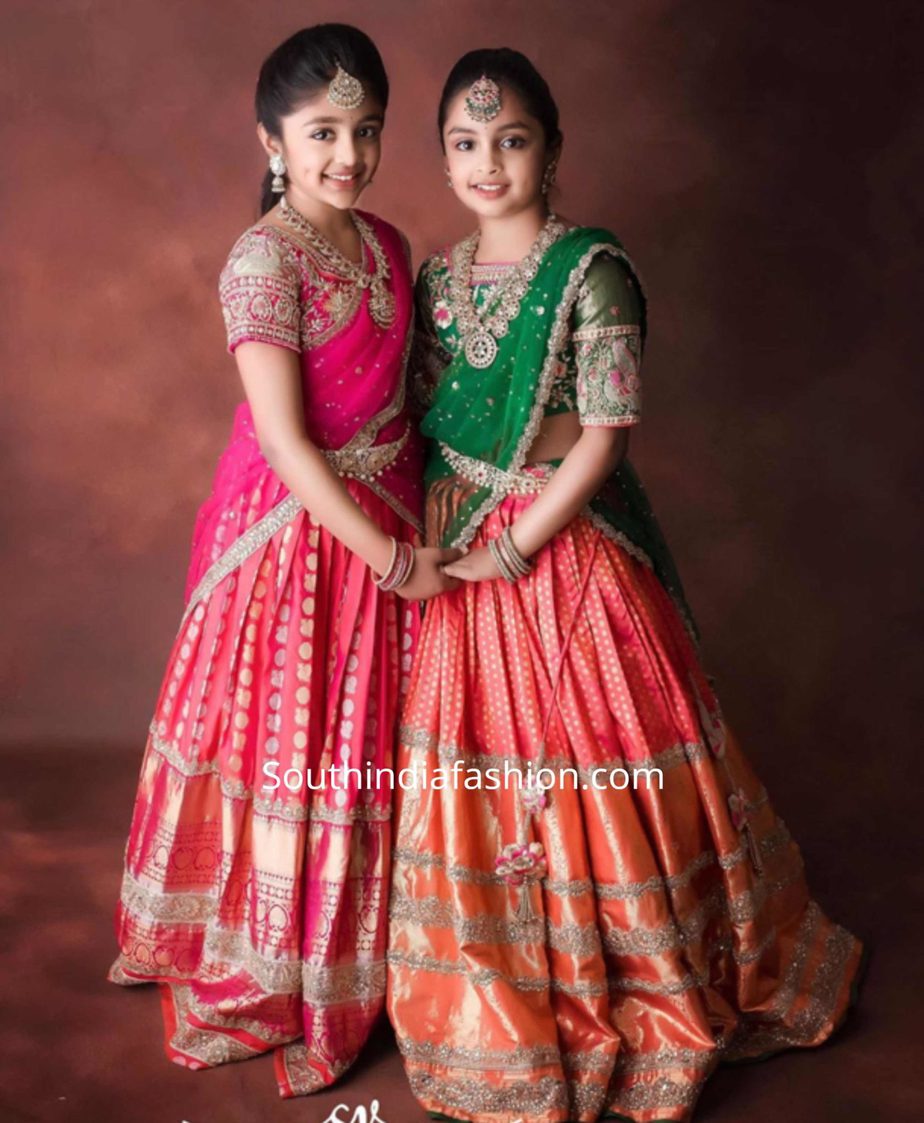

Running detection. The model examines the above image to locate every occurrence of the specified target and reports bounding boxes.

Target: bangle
[488,536,518,583]
[392,542,416,590]
[372,537,398,586]
[499,527,532,577]
[373,539,416,592]
[489,526,533,585]
[488,527,533,584]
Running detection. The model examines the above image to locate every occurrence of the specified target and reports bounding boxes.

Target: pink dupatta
[184,210,424,611]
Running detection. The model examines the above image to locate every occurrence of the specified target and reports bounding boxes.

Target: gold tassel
[516,881,536,922]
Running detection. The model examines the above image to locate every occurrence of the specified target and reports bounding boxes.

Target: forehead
[286,86,384,125]
[442,83,538,134]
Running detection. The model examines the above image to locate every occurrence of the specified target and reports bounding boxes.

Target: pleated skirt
[387,474,865,1123]
[109,476,420,1098]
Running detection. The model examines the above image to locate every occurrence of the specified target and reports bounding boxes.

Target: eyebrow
[447,120,531,136]
[301,114,384,128]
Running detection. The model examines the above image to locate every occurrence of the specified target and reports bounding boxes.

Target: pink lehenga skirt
[107,448,420,1097]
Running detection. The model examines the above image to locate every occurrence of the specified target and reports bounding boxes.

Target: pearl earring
[541,159,558,195]
[269,152,287,194]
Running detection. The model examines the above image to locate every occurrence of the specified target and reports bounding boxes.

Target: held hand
[395,547,464,601]
[440,546,503,583]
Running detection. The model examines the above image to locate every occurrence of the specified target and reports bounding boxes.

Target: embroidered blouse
[218,221,413,354]
[411,245,643,427]
[210,212,425,532]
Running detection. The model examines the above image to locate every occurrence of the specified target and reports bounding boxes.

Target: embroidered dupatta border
[180,465,420,630]
[182,493,302,626]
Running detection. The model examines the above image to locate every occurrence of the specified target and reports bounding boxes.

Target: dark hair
[255,24,389,214]
[437,48,562,151]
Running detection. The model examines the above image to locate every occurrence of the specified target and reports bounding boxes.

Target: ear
[257,123,280,159]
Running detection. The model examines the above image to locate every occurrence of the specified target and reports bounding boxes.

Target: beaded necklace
[278,195,396,329]
[449,211,568,369]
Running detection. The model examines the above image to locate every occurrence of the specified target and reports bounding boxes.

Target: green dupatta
[420,225,702,645]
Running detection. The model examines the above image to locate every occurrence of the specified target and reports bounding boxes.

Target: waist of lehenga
[438,443,559,496]
[426,456,560,546]
[230,400,410,484]
[322,424,409,483]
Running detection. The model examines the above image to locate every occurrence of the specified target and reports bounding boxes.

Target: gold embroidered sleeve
[572,253,643,427]
[218,228,302,354]
[408,261,452,421]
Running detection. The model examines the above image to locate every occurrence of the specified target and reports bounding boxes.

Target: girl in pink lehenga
[107,24,459,1097]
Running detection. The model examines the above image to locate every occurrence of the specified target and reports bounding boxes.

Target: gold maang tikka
[464,75,502,123]
[327,62,365,110]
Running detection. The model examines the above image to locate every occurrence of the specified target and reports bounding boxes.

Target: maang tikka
[464,75,502,123]
[327,62,365,110]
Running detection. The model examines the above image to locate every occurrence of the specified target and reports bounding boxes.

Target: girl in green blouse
[387,47,865,1123]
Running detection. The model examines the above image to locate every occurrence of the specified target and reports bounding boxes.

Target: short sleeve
[218,228,302,354]
[572,251,644,427]
[408,258,452,420]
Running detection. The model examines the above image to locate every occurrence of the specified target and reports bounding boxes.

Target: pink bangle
[373,539,415,592]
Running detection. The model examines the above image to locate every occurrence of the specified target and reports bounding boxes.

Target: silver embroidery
[400,722,709,782]
[572,322,641,342]
[182,494,302,625]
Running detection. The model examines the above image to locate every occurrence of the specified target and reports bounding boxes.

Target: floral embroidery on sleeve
[218,228,302,354]
[574,324,642,426]
[422,250,464,356]
[570,250,644,427]
[408,255,453,417]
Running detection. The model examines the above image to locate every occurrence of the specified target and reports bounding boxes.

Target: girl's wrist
[372,538,416,591]
[368,533,398,578]
[490,526,534,584]
[508,523,539,560]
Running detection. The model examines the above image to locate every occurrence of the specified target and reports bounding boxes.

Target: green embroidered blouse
[410,247,643,428]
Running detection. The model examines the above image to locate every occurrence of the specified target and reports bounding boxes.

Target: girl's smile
[323,169,365,190]
[441,87,558,225]
[259,94,384,218]
[470,181,510,199]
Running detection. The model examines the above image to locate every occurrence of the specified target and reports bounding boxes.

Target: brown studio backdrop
[1,0,921,861]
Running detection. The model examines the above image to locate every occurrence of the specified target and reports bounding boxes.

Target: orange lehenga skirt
[386,470,866,1123]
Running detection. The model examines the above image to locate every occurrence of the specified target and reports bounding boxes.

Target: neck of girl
[474,200,551,264]
[284,186,361,243]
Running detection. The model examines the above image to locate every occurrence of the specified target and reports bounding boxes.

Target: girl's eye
[454,139,474,152]
[357,126,380,139]
[500,135,526,149]
[311,129,334,141]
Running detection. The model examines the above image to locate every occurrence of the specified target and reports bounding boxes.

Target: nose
[477,147,500,176]
[334,132,360,169]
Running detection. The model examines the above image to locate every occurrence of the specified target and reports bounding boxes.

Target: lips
[324,171,363,189]
[471,183,509,198]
